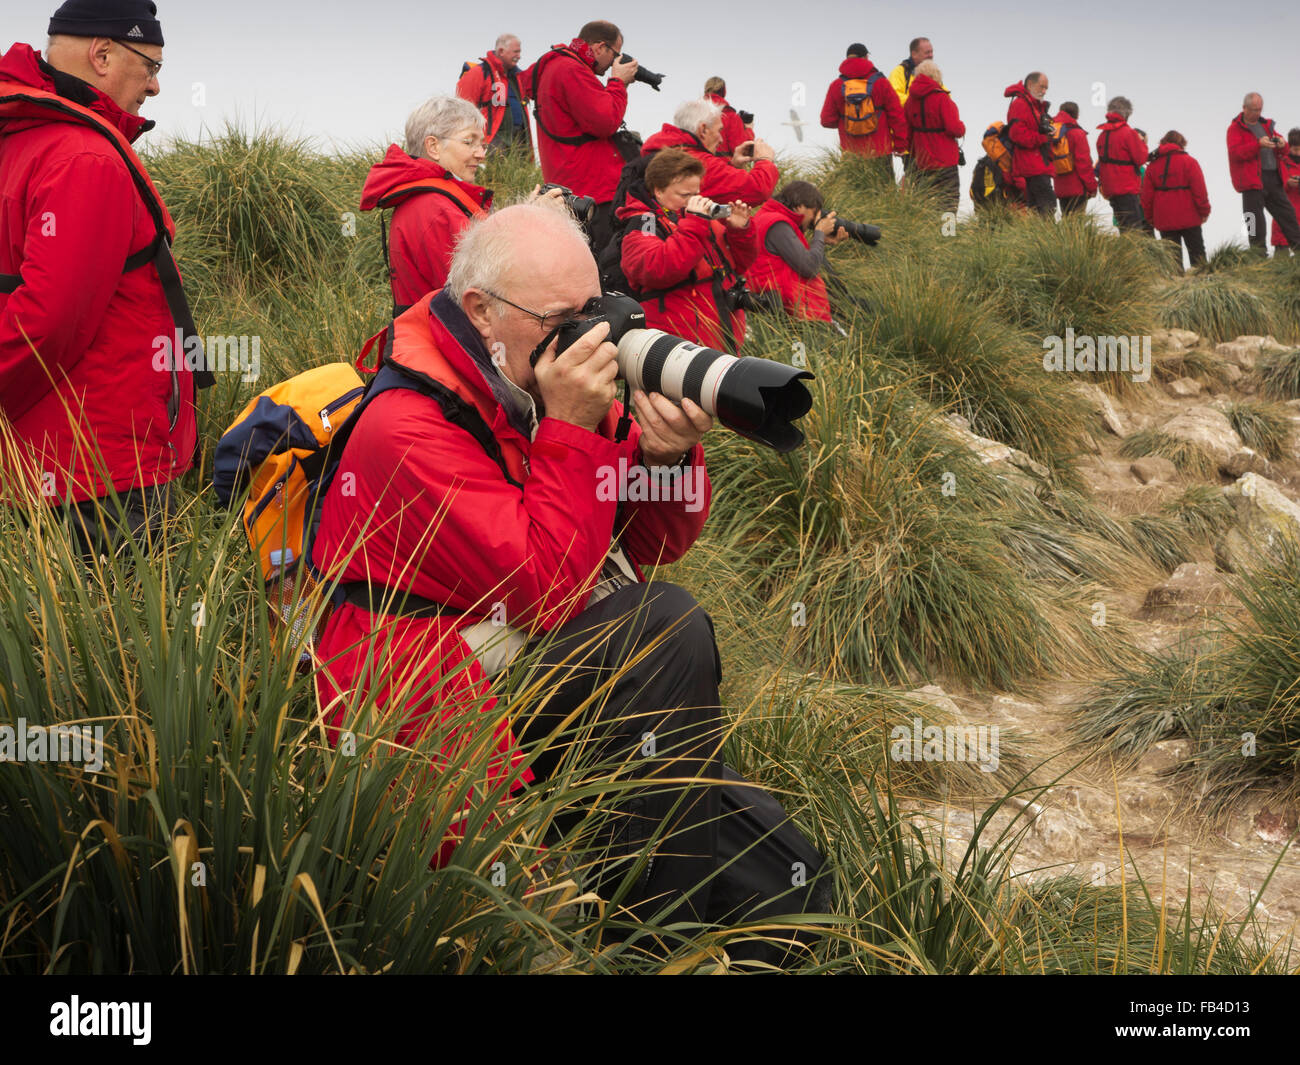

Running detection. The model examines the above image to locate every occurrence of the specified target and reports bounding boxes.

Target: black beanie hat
[48,0,165,47]
[846,43,868,58]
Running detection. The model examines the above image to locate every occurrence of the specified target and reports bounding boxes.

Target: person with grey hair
[359,95,492,315]
[641,97,778,206]
[1227,92,1300,253]
[1096,95,1148,232]
[456,32,533,150]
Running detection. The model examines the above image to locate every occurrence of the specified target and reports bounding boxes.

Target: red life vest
[746,201,832,323]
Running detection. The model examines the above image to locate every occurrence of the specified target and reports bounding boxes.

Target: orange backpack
[982,122,1015,178]
[1049,120,1077,175]
[841,72,885,136]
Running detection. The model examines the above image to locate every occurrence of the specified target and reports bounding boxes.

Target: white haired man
[1228,92,1300,253]
[642,97,779,206]
[457,32,533,150]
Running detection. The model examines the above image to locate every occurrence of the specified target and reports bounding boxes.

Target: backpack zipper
[319,387,366,433]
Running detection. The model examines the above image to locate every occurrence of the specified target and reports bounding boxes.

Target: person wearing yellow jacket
[889,37,942,109]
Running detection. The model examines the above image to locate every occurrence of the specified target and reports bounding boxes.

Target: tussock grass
[1164,484,1236,543]
[1223,400,1293,460]
[1157,271,1275,341]
[1119,429,1218,479]
[1257,346,1300,400]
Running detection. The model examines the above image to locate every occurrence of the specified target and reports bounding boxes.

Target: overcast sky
[7,0,1299,250]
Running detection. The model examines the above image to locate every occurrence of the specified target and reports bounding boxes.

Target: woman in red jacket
[903,60,965,213]
[1140,131,1211,270]
[617,148,756,353]
[360,96,492,315]
[1271,129,1300,249]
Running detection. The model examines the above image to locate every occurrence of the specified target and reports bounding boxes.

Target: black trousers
[1158,226,1207,270]
[913,165,961,215]
[584,201,616,254]
[1110,192,1145,232]
[1243,169,1300,250]
[1024,174,1057,217]
[62,484,171,563]
[1058,194,1089,217]
[512,581,726,926]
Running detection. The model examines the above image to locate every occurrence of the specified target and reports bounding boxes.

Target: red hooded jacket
[820,56,906,158]
[1227,111,1287,193]
[1095,113,1146,198]
[456,51,533,147]
[1140,144,1211,232]
[0,42,197,504]
[1272,151,1300,246]
[903,74,964,169]
[1051,112,1098,198]
[706,93,749,155]
[617,186,757,352]
[528,41,628,202]
[746,200,832,323]
[312,293,710,864]
[1004,82,1053,179]
[641,124,778,206]
[359,145,492,312]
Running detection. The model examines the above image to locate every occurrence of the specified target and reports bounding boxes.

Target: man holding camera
[642,98,779,208]
[1228,93,1300,253]
[313,202,729,923]
[746,181,842,324]
[530,21,638,251]
[1003,71,1057,217]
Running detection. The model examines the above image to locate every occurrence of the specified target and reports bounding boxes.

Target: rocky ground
[904,331,1300,948]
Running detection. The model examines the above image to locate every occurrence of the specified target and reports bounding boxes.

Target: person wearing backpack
[1003,72,1057,217]
[902,60,964,214]
[641,98,778,207]
[703,76,750,156]
[1228,93,1300,254]
[1270,129,1300,250]
[455,32,532,151]
[1140,131,1210,270]
[1051,101,1098,217]
[1,0,212,559]
[820,43,906,184]
[526,21,639,252]
[1095,96,1148,232]
[616,148,756,353]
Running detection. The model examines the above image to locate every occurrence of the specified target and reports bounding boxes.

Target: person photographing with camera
[1004,71,1057,217]
[642,98,779,207]
[746,182,844,324]
[611,148,756,354]
[1228,93,1300,254]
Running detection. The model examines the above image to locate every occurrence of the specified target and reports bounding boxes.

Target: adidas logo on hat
[127,25,144,38]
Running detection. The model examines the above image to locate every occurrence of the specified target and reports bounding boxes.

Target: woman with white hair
[359,95,493,315]
[641,97,779,206]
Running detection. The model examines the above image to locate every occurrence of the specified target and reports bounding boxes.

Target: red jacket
[1004,82,1053,178]
[359,145,491,311]
[528,41,627,202]
[456,51,532,147]
[617,187,757,352]
[1140,144,1211,232]
[641,123,778,206]
[902,74,964,169]
[1051,112,1098,198]
[0,42,196,504]
[1227,111,1287,193]
[313,292,711,864]
[746,200,832,323]
[706,93,749,155]
[1272,151,1300,246]
[820,57,906,158]
[1094,113,1146,197]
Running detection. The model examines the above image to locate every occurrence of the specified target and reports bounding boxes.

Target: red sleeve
[703,154,777,206]
[944,96,965,139]
[1191,159,1211,220]
[1227,123,1259,165]
[1007,99,1048,148]
[0,152,135,423]
[1072,128,1098,194]
[554,63,628,137]
[1125,127,1147,166]
[1140,167,1154,219]
[724,217,758,272]
[875,77,908,151]
[621,214,712,290]
[820,79,842,129]
[455,63,485,106]
[517,64,533,101]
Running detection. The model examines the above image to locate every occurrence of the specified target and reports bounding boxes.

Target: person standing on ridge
[820,43,906,186]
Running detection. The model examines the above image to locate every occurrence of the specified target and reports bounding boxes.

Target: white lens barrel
[615,328,736,416]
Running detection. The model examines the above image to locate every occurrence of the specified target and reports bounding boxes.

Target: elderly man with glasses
[311,201,736,928]
[0,0,209,559]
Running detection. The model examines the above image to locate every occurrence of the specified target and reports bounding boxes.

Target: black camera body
[737,109,755,125]
[617,54,665,91]
[538,183,596,223]
[819,211,882,245]
[688,202,732,221]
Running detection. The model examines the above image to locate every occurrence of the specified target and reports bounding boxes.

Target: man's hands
[815,210,846,244]
[610,55,638,84]
[634,391,712,466]
[732,137,775,165]
[528,184,568,211]
[534,321,618,432]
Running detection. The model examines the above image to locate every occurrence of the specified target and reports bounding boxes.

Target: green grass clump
[1257,346,1300,400]
[1119,429,1217,479]
[1223,400,1293,459]
[1157,271,1274,342]
[1164,484,1236,543]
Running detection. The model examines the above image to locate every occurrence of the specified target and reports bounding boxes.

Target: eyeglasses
[115,39,162,79]
[449,135,486,150]
[482,290,604,332]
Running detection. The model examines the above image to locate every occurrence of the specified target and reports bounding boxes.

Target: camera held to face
[816,211,882,245]
[538,184,596,223]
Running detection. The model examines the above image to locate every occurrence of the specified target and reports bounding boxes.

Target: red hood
[0,41,151,143]
[642,123,702,153]
[360,144,475,209]
[1004,81,1032,99]
[615,186,663,222]
[1052,110,1079,126]
[706,92,733,111]
[838,56,877,78]
[1097,112,1129,130]
[909,74,945,98]
[1153,142,1183,158]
